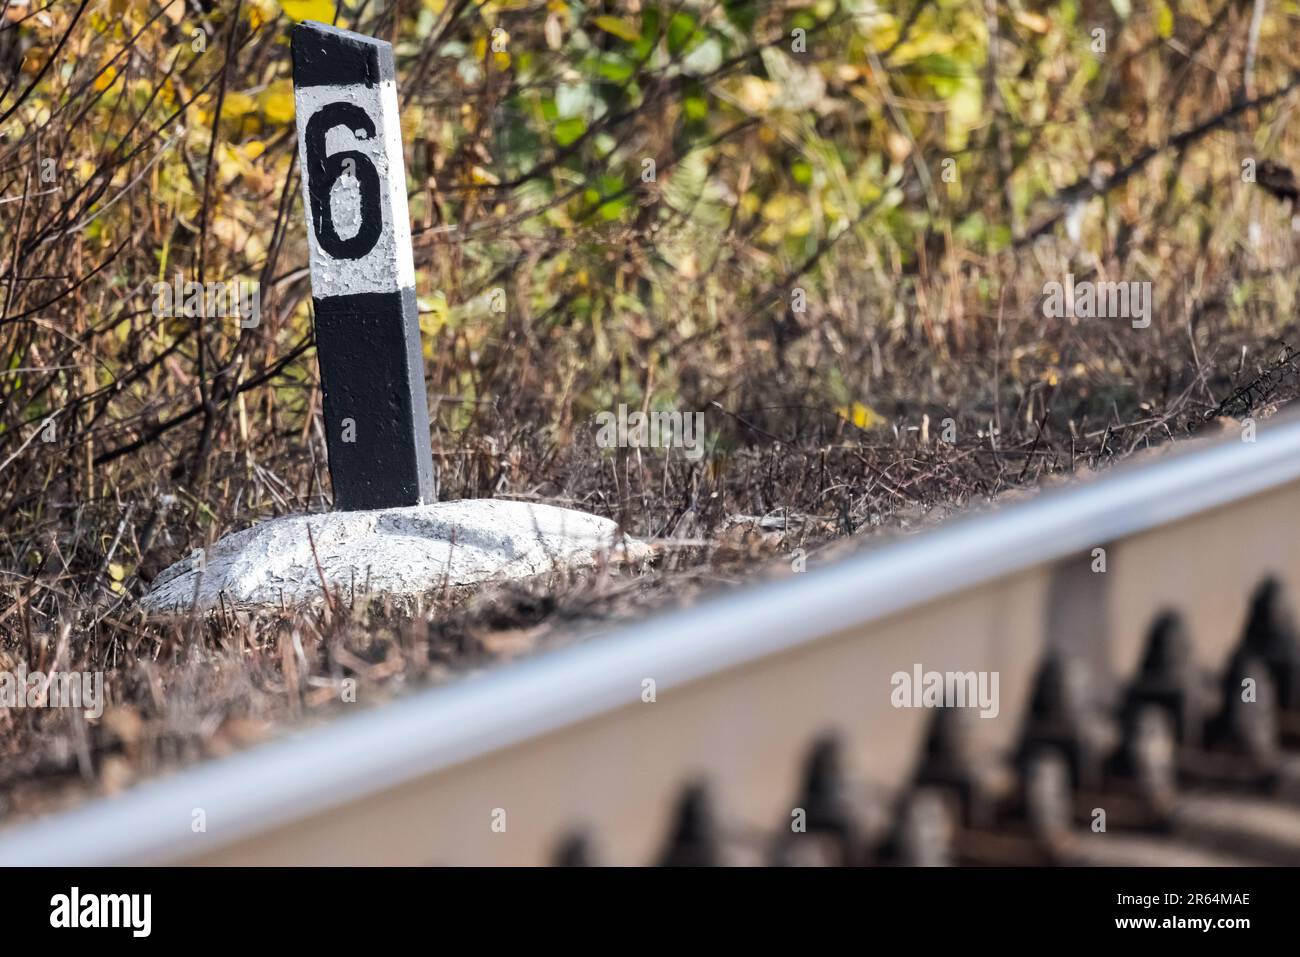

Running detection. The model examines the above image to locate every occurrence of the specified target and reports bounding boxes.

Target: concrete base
[140,499,648,614]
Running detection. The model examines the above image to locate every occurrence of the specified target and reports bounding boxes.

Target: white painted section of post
[293,80,416,297]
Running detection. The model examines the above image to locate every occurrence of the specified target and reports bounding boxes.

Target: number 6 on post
[291,21,436,511]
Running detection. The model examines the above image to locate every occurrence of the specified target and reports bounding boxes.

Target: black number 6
[304,102,383,260]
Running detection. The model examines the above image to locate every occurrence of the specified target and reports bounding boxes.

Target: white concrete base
[140,500,648,614]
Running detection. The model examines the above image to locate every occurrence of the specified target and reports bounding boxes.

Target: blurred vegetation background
[2,0,1300,607]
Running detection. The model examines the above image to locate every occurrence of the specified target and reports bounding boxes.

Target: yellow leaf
[216,143,248,185]
[108,562,125,581]
[1154,0,1174,39]
[278,0,338,23]
[835,401,885,430]
[220,91,257,121]
[591,15,640,42]
[94,65,119,92]
[258,80,295,124]
[419,291,449,341]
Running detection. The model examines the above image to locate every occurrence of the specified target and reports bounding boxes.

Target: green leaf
[954,212,986,244]
[592,15,641,43]
[597,195,630,220]
[553,116,587,147]
[683,92,709,122]
[594,53,634,84]
[667,12,698,55]
[724,0,757,34]
[632,8,660,59]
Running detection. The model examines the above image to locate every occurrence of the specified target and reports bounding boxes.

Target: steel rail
[3,413,1300,865]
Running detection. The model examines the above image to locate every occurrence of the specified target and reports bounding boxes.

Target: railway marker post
[138,21,648,614]
[290,21,435,511]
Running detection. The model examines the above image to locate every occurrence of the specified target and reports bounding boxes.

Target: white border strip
[5,416,1300,864]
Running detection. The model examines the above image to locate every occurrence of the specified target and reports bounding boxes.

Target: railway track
[5,413,1300,866]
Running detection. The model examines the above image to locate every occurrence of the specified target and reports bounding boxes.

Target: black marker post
[291,22,435,510]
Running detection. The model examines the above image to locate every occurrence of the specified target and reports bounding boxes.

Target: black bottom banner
[0,866,1281,944]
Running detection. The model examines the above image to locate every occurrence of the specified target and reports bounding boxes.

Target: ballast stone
[140,499,648,614]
